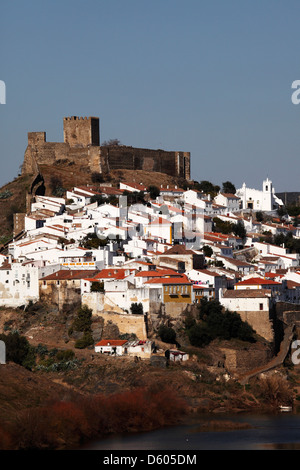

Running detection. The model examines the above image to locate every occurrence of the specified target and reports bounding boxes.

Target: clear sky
[1,0,300,193]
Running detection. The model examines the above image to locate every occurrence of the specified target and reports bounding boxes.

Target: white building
[214,193,240,213]
[236,178,284,212]
[0,262,39,307]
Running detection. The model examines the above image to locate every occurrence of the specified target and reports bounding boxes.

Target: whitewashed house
[214,193,241,212]
[145,216,172,244]
[31,195,65,214]
[0,262,39,307]
[94,339,128,356]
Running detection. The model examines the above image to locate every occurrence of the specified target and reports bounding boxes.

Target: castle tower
[63,116,100,147]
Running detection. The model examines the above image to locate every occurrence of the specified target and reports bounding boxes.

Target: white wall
[0,263,39,307]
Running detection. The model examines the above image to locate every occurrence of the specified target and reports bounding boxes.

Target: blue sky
[1,0,300,192]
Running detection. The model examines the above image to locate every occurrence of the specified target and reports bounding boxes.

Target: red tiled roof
[121,182,147,191]
[95,339,128,347]
[150,217,171,225]
[135,269,179,278]
[163,245,196,255]
[145,276,191,285]
[286,280,300,289]
[93,268,135,280]
[223,289,272,298]
[236,277,281,286]
[41,270,99,281]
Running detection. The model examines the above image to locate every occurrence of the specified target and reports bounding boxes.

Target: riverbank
[1,323,300,451]
[80,412,300,451]
[0,356,298,450]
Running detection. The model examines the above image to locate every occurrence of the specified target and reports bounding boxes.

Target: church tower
[262,177,273,211]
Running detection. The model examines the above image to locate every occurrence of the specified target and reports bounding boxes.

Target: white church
[236,178,284,212]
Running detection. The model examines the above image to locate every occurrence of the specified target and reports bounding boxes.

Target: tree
[187,323,212,348]
[71,305,93,333]
[256,211,264,222]
[0,331,36,369]
[80,233,109,249]
[233,220,246,239]
[213,217,234,234]
[90,194,107,206]
[202,245,213,257]
[91,172,104,184]
[193,180,220,196]
[130,303,144,315]
[122,190,145,205]
[158,325,176,344]
[148,185,160,200]
[101,138,121,146]
[50,176,65,197]
[184,298,256,348]
[91,281,104,293]
[75,332,94,349]
[222,181,236,194]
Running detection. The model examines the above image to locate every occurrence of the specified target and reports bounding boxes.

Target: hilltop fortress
[22,116,191,180]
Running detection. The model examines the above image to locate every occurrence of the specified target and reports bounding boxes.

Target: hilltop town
[1,117,300,449]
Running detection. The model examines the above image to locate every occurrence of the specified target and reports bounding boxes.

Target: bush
[91,281,104,292]
[56,349,75,361]
[130,302,143,315]
[75,333,94,349]
[184,298,256,348]
[8,386,188,450]
[71,305,93,333]
[158,325,176,344]
[148,185,160,200]
[91,172,104,184]
[0,332,36,369]
[187,323,212,348]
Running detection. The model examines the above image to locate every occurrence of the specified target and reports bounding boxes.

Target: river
[81,412,300,450]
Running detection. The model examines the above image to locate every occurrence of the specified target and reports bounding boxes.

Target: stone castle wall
[238,310,274,343]
[21,116,190,180]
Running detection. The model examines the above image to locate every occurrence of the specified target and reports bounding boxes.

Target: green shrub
[75,333,94,349]
[72,305,93,333]
[56,349,75,361]
[184,298,255,348]
[158,325,176,344]
[0,331,36,370]
[130,302,144,315]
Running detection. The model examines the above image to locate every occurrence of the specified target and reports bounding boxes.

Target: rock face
[21,116,191,180]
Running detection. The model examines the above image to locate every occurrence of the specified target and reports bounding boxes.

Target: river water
[81,413,300,450]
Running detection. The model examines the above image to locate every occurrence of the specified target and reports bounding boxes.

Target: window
[259,303,263,311]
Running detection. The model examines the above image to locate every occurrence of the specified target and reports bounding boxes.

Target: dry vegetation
[0,382,187,450]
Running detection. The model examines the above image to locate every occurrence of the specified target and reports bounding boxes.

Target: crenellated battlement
[63,116,94,121]
[22,116,191,180]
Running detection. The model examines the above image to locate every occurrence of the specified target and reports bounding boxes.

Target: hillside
[0,302,299,450]
[0,164,189,243]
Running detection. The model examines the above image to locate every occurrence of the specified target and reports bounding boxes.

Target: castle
[22,116,191,180]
